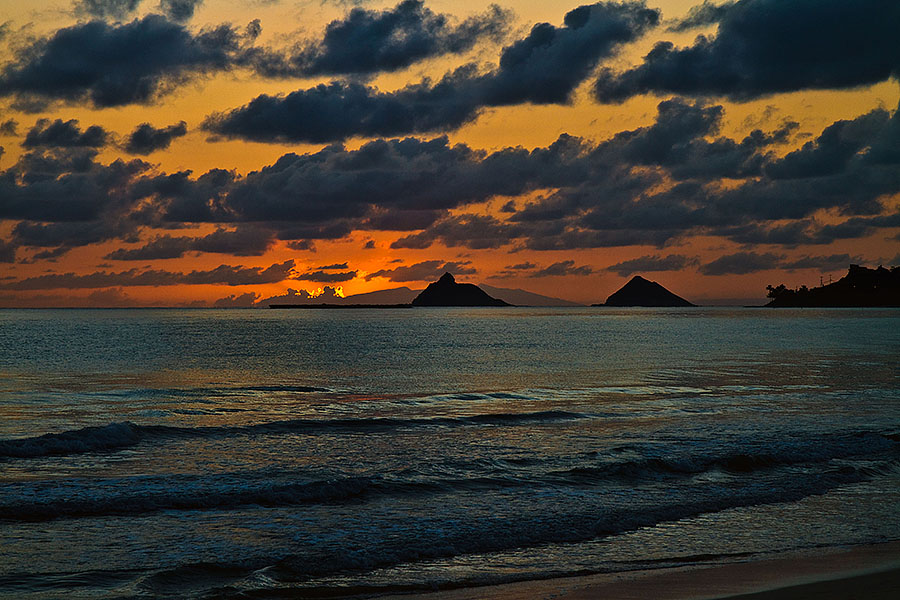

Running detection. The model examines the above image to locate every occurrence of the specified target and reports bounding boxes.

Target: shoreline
[381,541,900,600]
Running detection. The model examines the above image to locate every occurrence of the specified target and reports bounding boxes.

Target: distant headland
[592,275,696,307]
[269,303,412,309]
[766,264,900,307]
[270,273,513,308]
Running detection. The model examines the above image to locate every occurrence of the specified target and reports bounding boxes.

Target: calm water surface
[1,307,899,598]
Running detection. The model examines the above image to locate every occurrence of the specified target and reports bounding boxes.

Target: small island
[412,273,511,306]
[594,275,696,307]
[766,264,900,307]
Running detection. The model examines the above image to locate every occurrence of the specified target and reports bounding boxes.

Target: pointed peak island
[412,273,511,306]
[595,275,696,307]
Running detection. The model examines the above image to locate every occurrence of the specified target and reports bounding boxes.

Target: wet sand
[383,541,900,600]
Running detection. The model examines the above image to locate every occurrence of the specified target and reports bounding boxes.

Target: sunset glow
[1,0,898,306]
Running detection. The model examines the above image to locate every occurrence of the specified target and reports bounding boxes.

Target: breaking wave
[0,410,586,460]
[2,430,896,522]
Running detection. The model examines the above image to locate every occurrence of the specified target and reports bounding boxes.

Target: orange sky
[1,0,898,306]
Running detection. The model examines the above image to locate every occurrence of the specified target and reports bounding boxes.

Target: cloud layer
[0,14,259,108]
[204,2,660,142]
[256,0,511,77]
[0,260,295,289]
[3,95,898,267]
[595,0,900,102]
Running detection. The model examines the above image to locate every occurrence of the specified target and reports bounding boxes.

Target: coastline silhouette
[766,264,900,307]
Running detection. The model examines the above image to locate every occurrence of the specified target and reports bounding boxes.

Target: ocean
[1,307,899,598]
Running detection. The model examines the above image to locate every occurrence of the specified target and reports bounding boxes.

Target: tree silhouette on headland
[766,265,900,307]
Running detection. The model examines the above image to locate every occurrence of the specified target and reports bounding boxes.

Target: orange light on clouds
[1,0,898,307]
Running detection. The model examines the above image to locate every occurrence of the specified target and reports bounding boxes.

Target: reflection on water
[1,308,899,598]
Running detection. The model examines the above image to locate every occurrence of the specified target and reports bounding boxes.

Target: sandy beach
[383,541,900,600]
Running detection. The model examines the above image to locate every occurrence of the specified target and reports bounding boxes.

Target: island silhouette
[412,273,511,306]
[593,275,695,307]
[766,264,900,307]
[270,273,514,308]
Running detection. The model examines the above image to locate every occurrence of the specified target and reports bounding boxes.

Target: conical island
[596,275,695,307]
[412,273,511,306]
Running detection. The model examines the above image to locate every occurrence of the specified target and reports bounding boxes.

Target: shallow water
[1,307,899,598]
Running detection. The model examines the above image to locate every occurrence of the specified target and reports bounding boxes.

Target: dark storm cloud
[591,97,777,179]
[365,260,476,282]
[30,247,73,261]
[125,121,188,154]
[716,210,900,247]
[298,269,358,282]
[4,94,899,261]
[706,160,900,224]
[275,222,354,240]
[595,0,900,102]
[203,79,482,143]
[558,100,900,247]
[247,62,523,139]
[700,251,861,275]
[0,260,295,290]
[700,251,782,275]
[0,15,259,108]
[530,260,593,277]
[610,98,724,165]
[159,0,204,23]
[520,227,689,250]
[495,99,780,245]
[0,119,17,135]
[0,239,16,263]
[103,227,274,260]
[765,109,891,180]
[606,254,699,276]
[104,234,191,260]
[259,0,511,77]
[11,220,134,251]
[865,106,900,166]
[780,254,855,271]
[593,98,796,180]
[211,134,592,223]
[75,0,203,24]
[286,240,315,251]
[317,263,349,270]
[137,168,237,223]
[213,291,259,307]
[814,213,900,243]
[282,97,849,253]
[364,208,446,231]
[472,0,659,106]
[23,119,109,148]
[390,214,518,249]
[0,149,151,221]
[693,102,900,225]
[75,0,142,20]
[205,2,659,142]
[667,1,735,32]
[715,221,825,247]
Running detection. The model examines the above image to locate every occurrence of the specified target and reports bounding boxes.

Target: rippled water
[1,307,899,598]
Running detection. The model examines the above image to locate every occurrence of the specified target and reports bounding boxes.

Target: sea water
[1,307,899,598]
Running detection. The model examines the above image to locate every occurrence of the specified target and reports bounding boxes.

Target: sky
[0,0,898,307]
